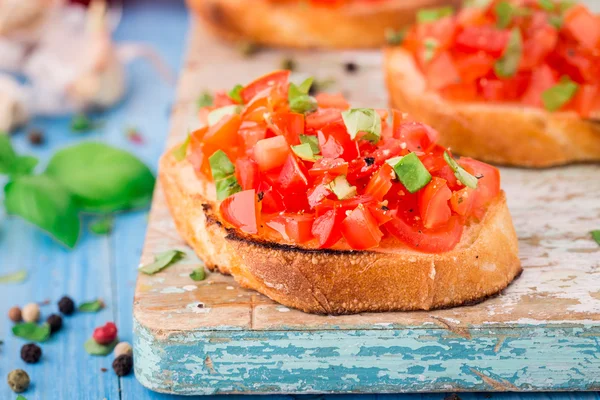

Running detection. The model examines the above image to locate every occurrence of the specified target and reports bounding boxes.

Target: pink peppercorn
[93,322,118,345]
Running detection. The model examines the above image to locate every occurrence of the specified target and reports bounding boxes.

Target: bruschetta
[188,0,460,49]
[384,0,600,167]
[160,70,521,315]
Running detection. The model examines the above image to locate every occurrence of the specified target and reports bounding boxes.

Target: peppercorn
[344,62,358,73]
[93,322,118,345]
[114,342,133,358]
[281,57,296,71]
[20,343,42,364]
[22,303,40,323]
[27,128,45,145]
[7,369,30,393]
[8,306,22,323]
[112,354,133,377]
[58,296,75,315]
[46,314,63,334]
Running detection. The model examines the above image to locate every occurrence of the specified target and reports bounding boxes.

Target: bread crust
[159,148,521,315]
[384,47,600,167]
[187,0,460,49]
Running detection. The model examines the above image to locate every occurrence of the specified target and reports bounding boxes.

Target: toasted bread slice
[160,147,521,315]
[384,47,600,167]
[188,0,460,49]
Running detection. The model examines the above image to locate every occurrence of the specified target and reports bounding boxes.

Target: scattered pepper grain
[8,306,22,323]
[344,62,358,73]
[58,296,75,315]
[27,129,45,145]
[20,343,42,364]
[21,303,40,323]
[46,314,63,334]
[7,369,30,393]
[112,355,133,377]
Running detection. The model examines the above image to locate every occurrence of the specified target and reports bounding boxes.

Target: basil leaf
[228,84,244,104]
[0,136,38,179]
[197,91,214,108]
[542,77,579,112]
[341,108,382,143]
[139,249,186,275]
[70,114,98,133]
[390,153,432,193]
[443,151,478,189]
[12,322,51,342]
[385,28,407,45]
[84,338,118,356]
[89,215,113,235]
[207,105,242,126]
[172,135,191,162]
[17,395,27,400]
[494,28,522,78]
[591,230,600,246]
[5,175,80,248]
[538,0,554,11]
[548,15,563,28]
[0,269,27,284]
[495,1,513,28]
[209,150,236,180]
[417,6,454,23]
[291,143,320,162]
[423,38,439,63]
[289,78,318,114]
[215,175,242,200]
[299,134,320,154]
[45,142,155,213]
[190,268,206,281]
[559,0,576,13]
[464,0,493,8]
[328,175,357,200]
[79,299,104,312]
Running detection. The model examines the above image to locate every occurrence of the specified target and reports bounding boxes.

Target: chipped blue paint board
[133,21,600,396]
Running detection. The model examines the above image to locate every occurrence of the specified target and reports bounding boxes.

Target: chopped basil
[209,150,236,180]
[328,176,357,200]
[495,1,531,28]
[385,28,407,45]
[443,151,478,189]
[215,175,243,200]
[494,28,522,78]
[538,0,555,11]
[390,153,432,193]
[385,156,403,168]
[89,215,113,235]
[559,0,576,13]
[78,299,104,312]
[207,105,242,126]
[464,0,493,8]
[299,134,320,154]
[12,322,51,342]
[341,108,382,143]
[228,84,244,104]
[84,338,118,356]
[197,92,214,108]
[542,77,579,112]
[172,134,191,161]
[0,135,38,179]
[423,38,439,63]
[190,268,206,281]
[292,143,320,162]
[289,77,318,114]
[139,249,186,275]
[417,6,454,23]
[548,15,563,28]
[0,269,27,284]
[591,230,600,246]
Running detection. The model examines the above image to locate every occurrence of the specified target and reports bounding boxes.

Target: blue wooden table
[0,1,599,399]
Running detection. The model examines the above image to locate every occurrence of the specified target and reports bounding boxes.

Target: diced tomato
[567,84,598,118]
[393,121,439,152]
[367,204,393,225]
[305,108,343,132]
[253,136,290,171]
[364,163,394,201]
[458,158,501,217]
[453,52,495,83]
[341,205,383,250]
[271,112,304,145]
[188,126,213,177]
[239,122,267,150]
[315,93,350,109]
[551,42,600,84]
[311,208,344,248]
[202,114,242,149]
[385,214,463,253]
[314,194,376,217]
[520,25,558,71]
[317,122,359,162]
[240,70,290,104]
[278,155,309,192]
[213,91,236,107]
[454,26,511,57]
[424,51,461,91]
[308,179,333,208]
[235,158,260,190]
[220,190,259,234]
[418,177,452,229]
[521,64,557,107]
[450,187,475,216]
[563,5,600,52]
[265,213,315,243]
[416,16,457,51]
[308,158,348,177]
[440,82,479,101]
[257,181,285,214]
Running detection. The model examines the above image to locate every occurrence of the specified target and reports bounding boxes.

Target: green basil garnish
[84,338,118,356]
[328,176,357,200]
[423,38,439,63]
[542,77,579,112]
[291,143,320,162]
[228,84,244,104]
[385,28,407,45]
[197,91,213,108]
[341,108,382,143]
[289,77,318,114]
[538,0,555,11]
[139,250,186,275]
[190,268,206,281]
[0,135,38,179]
[207,105,242,126]
[417,6,454,23]
[209,150,242,200]
[0,269,27,284]
[12,322,51,342]
[591,230,600,246]
[89,215,113,235]
[299,134,320,154]
[172,134,191,162]
[78,299,105,312]
[443,151,478,189]
[495,1,531,28]
[215,175,243,200]
[494,28,522,78]
[464,0,493,8]
[390,153,432,193]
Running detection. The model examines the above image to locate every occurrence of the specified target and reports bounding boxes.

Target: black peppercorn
[46,314,63,333]
[112,354,133,377]
[344,62,358,73]
[27,129,45,145]
[20,343,42,364]
[58,296,75,315]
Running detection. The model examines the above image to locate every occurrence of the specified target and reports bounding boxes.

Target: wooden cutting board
[132,20,600,396]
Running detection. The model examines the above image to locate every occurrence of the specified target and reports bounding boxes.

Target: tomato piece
[551,42,600,84]
[305,109,343,132]
[235,158,260,190]
[265,213,315,243]
[317,122,359,162]
[257,181,285,214]
[271,112,304,145]
[367,204,393,225]
[440,82,479,101]
[240,70,290,104]
[453,52,495,83]
[567,84,598,118]
[308,158,348,177]
[424,51,461,91]
[563,5,600,52]
[520,25,558,71]
[188,127,213,177]
[521,64,557,108]
[450,187,475,216]
[239,122,267,151]
[418,177,452,229]
[213,91,236,107]
[393,121,439,152]
[220,190,259,234]
[458,158,500,217]
[454,26,510,57]
[364,163,394,201]
[385,215,463,253]
[341,206,383,250]
[416,16,456,51]
[311,208,344,248]
[278,155,309,192]
[253,136,290,171]
[308,180,333,208]
[203,114,242,148]
[315,93,350,109]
